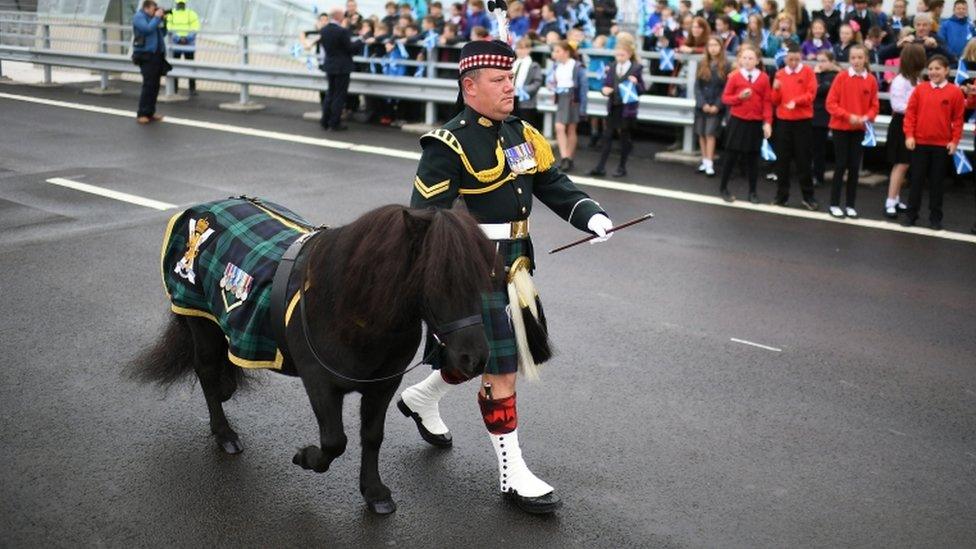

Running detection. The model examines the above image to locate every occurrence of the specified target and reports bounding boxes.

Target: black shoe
[320,122,330,131]
[588,136,601,149]
[564,159,574,172]
[929,220,943,231]
[801,198,819,211]
[588,167,606,176]
[771,197,788,206]
[559,158,570,171]
[396,399,452,448]
[612,167,627,177]
[720,188,735,203]
[971,223,976,234]
[901,217,917,227]
[503,490,562,514]
[812,178,823,188]
[749,192,760,204]
[331,124,349,131]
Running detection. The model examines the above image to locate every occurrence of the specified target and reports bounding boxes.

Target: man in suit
[319,7,358,131]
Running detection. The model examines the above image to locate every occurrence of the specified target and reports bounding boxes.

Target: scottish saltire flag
[760,138,777,161]
[892,18,902,30]
[637,0,648,37]
[774,46,788,67]
[861,122,876,147]
[954,149,973,174]
[760,28,770,50]
[423,31,439,51]
[618,80,640,104]
[658,48,675,71]
[305,56,317,72]
[955,59,969,86]
[516,87,530,101]
[414,64,426,77]
[291,42,304,58]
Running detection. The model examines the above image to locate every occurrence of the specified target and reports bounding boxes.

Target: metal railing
[2,14,974,152]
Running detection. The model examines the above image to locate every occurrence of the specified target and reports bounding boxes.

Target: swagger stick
[548,213,654,254]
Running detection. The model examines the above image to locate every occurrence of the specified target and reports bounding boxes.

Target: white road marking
[4,91,975,244]
[45,177,177,210]
[887,428,907,437]
[729,337,783,352]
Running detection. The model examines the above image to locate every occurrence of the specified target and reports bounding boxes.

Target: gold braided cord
[457,171,516,195]
[460,142,506,183]
[522,122,555,172]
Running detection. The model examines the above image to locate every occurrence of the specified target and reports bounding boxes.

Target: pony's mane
[307,204,495,344]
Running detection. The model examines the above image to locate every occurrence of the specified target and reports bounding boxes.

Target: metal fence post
[41,23,52,84]
[682,56,697,153]
[218,31,264,111]
[424,46,436,126]
[84,26,121,95]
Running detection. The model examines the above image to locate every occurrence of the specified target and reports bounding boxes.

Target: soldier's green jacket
[410,105,605,234]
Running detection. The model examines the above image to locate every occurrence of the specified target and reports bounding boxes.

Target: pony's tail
[127,314,196,386]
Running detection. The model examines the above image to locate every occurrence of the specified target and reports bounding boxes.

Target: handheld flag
[618,80,640,104]
[760,28,770,50]
[423,31,439,51]
[954,149,972,174]
[290,42,304,58]
[760,138,777,162]
[516,86,530,101]
[305,56,317,72]
[955,59,969,86]
[658,47,675,72]
[862,121,877,147]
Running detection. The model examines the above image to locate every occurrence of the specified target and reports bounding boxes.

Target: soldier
[398,39,613,514]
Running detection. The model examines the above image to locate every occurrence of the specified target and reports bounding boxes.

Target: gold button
[517,188,523,194]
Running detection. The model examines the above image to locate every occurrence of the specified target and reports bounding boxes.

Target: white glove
[587,213,613,243]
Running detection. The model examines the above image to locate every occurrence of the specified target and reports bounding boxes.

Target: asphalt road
[1,83,975,548]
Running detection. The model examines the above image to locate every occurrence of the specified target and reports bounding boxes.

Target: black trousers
[137,51,166,118]
[810,125,829,184]
[830,129,864,208]
[775,119,815,201]
[171,49,195,91]
[323,72,350,128]
[720,151,759,194]
[906,144,949,223]
[595,105,635,171]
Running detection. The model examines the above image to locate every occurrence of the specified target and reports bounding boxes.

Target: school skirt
[724,116,763,153]
[885,112,911,165]
[694,111,723,137]
[555,92,581,125]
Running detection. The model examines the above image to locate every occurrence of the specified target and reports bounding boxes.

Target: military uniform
[411,105,606,375]
[399,38,611,515]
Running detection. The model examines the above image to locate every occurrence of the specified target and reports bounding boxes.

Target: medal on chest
[503,141,537,174]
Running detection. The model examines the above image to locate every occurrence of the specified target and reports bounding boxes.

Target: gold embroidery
[478,116,494,127]
[414,175,451,198]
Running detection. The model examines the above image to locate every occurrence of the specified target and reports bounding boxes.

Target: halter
[271,229,486,384]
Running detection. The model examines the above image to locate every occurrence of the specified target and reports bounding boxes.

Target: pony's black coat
[131,204,494,514]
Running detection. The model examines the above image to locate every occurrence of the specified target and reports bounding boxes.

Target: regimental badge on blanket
[219,262,254,312]
[174,217,215,284]
[503,142,538,174]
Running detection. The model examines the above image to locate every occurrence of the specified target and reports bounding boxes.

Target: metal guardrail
[2,17,975,152]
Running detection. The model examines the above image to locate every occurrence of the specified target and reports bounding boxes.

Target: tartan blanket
[161,197,313,369]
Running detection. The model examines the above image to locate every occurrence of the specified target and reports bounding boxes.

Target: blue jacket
[938,15,972,57]
[132,10,166,54]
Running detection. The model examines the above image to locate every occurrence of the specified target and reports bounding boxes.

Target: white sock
[489,429,554,497]
[400,370,453,435]
[885,198,897,208]
[704,159,713,168]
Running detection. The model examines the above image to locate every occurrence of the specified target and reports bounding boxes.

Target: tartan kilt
[425,238,536,376]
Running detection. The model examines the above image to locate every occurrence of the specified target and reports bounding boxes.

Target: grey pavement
[1,83,975,548]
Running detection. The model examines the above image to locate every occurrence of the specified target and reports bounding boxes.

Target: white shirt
[554,58,576,89]
[848,66,869,78]
[513,57,532,89]
[784,64,804,75]
[889,74,915,113]
[930,80,948,89]
[616,60,632,78]
[740,68,761,82]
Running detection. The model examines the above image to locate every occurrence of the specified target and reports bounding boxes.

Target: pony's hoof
[366,498,397,515]
[293,446,328,472]
[218,438,243,455]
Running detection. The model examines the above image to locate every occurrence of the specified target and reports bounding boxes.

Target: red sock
[479,393,517,434]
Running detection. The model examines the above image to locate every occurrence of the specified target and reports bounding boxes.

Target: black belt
[269,230,319,365]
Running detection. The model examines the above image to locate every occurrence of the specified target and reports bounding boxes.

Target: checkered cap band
[459,54,514,74]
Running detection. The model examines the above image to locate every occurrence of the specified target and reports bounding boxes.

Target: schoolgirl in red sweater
[825,44,879,219]
[770,41,819,210]
[902,55,965,230]
[719,44,773,203]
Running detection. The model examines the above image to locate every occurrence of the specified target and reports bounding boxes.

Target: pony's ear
[451,196,469,213]
[402,209,431,239]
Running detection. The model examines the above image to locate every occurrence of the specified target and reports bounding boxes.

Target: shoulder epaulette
[420,129,463,156]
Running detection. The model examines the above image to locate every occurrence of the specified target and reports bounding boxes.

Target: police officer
[166,0,200,95]
[398,39,613,514]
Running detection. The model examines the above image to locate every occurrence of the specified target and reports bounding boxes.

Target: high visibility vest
[166,8,200,38]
